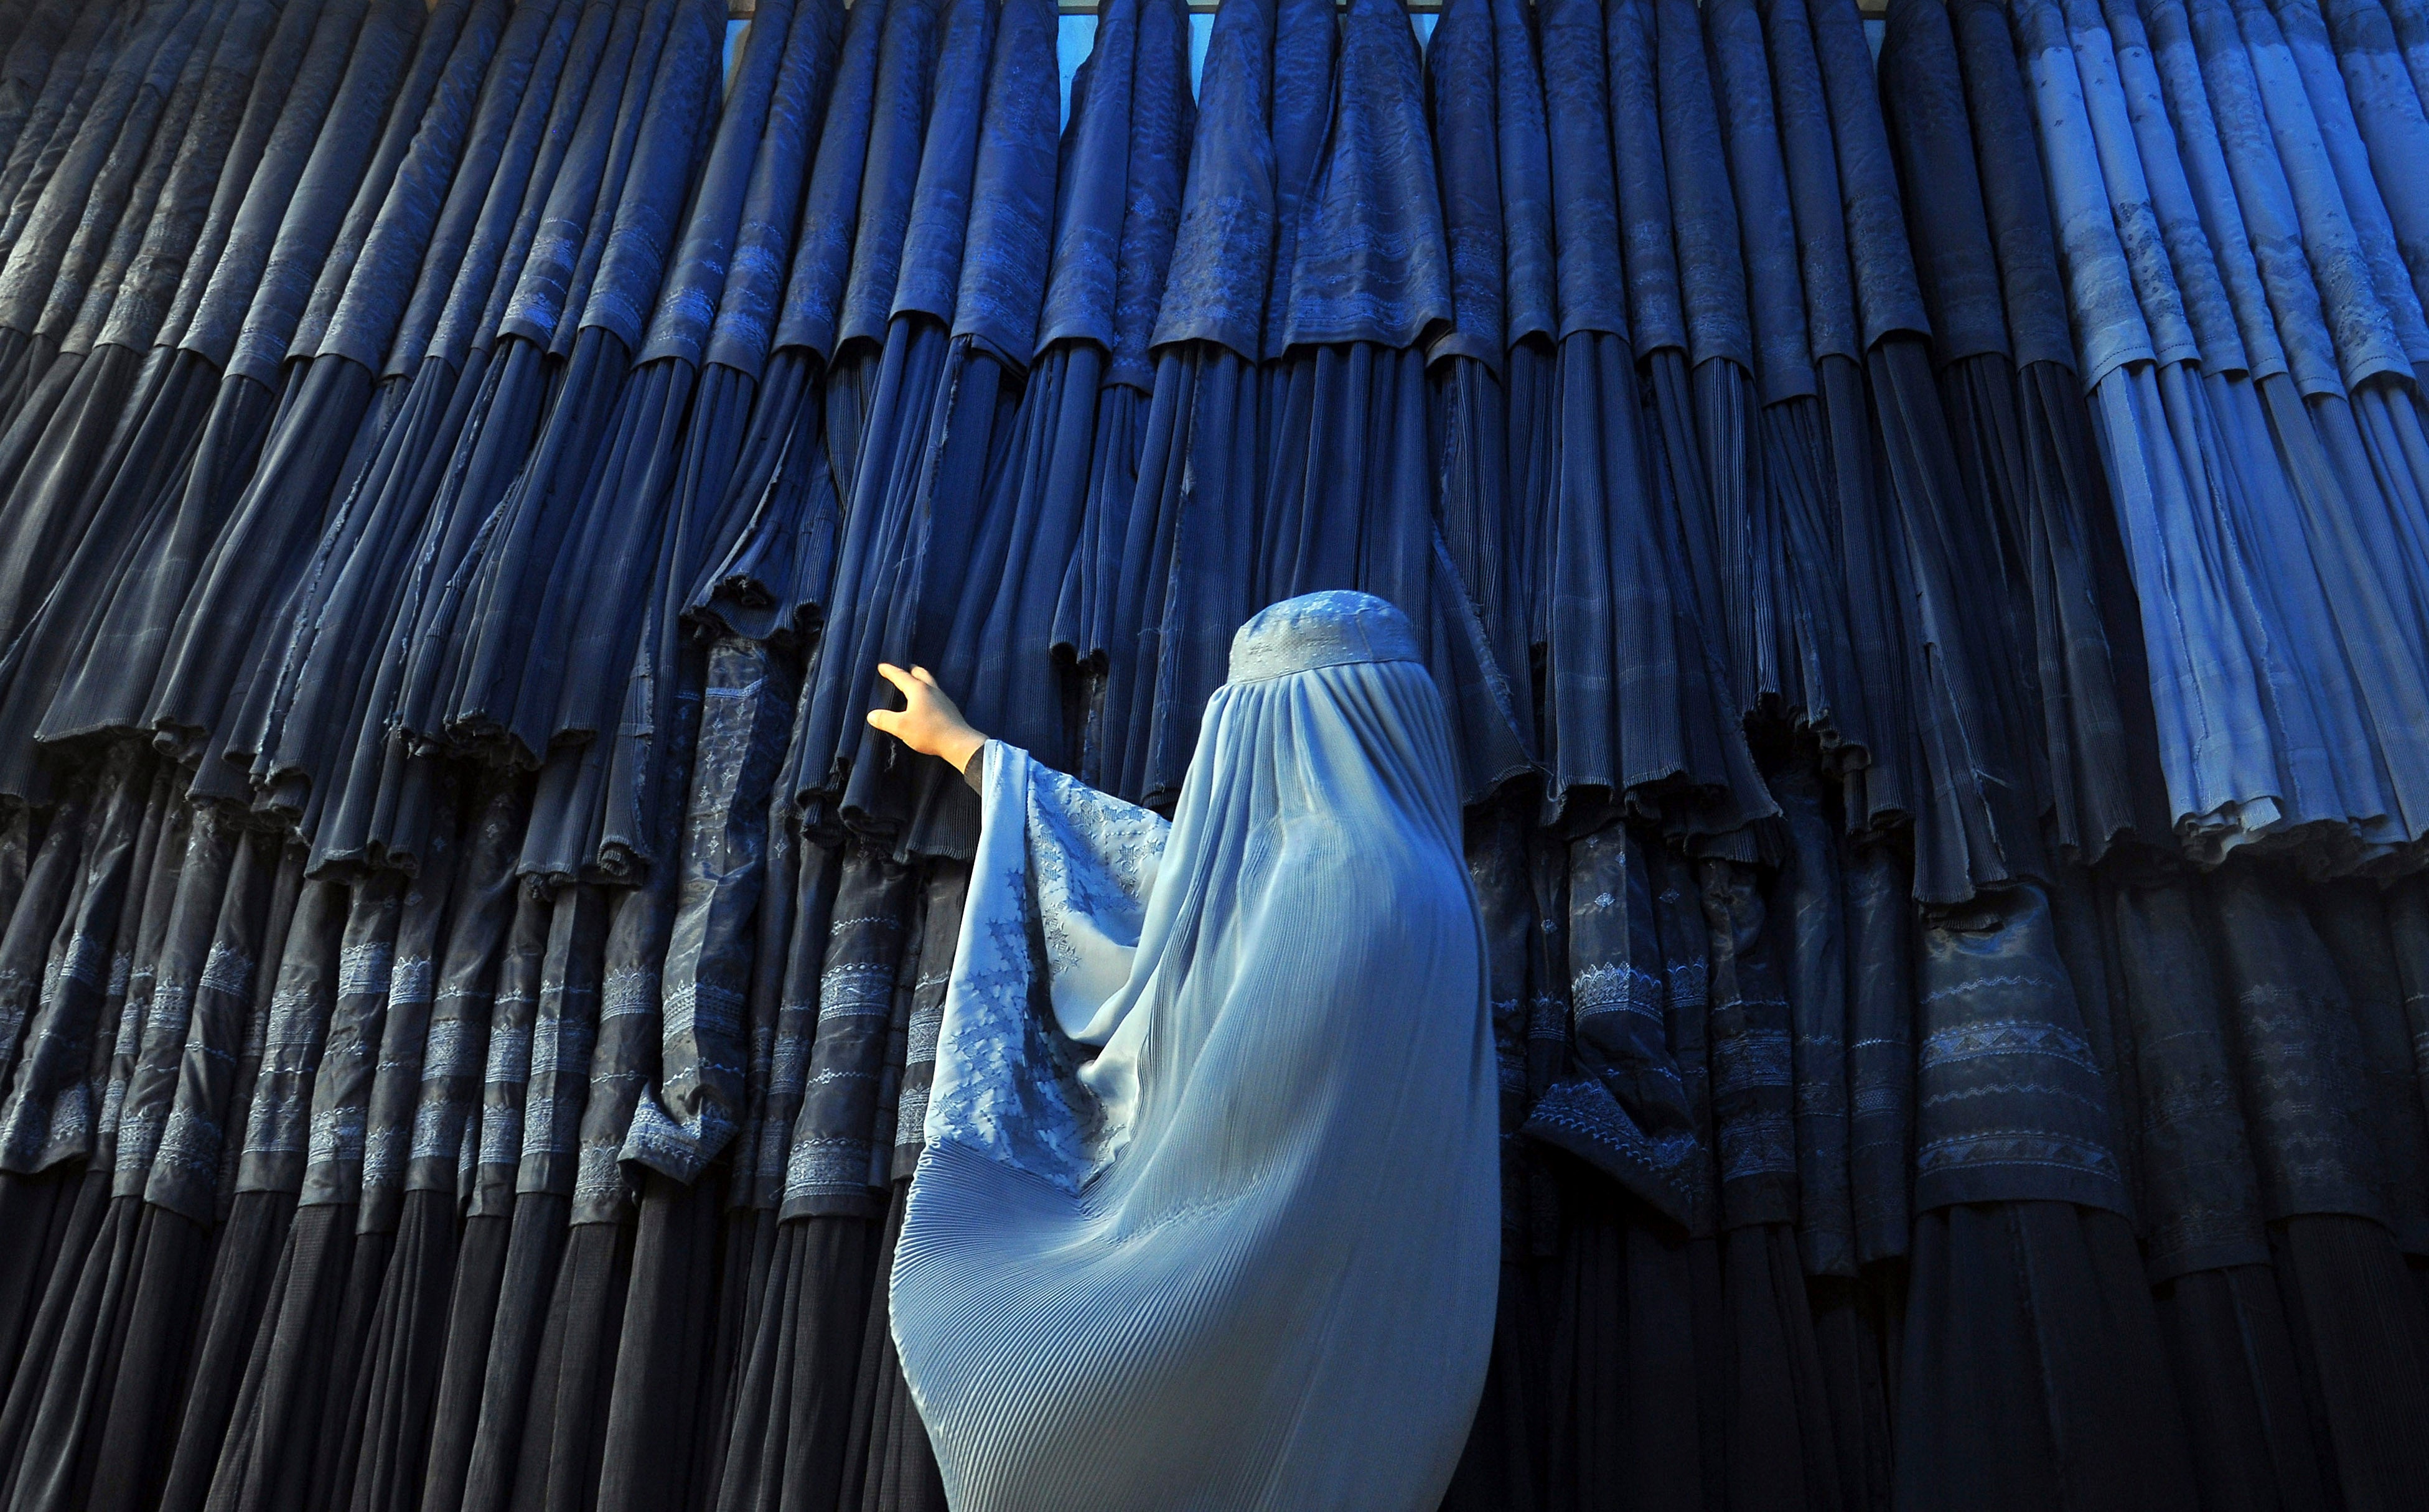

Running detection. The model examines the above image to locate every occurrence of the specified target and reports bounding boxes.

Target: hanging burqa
[890,589,1499,1512]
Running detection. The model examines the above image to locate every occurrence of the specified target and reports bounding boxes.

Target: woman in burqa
[867,589,1500,1511]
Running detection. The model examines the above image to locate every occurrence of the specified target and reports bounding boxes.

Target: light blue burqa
[892,591,1501,1511]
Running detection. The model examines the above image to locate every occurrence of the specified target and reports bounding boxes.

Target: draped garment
[892,590,1499,1511]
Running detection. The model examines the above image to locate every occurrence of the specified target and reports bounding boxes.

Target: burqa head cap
[1227,591,1423,683]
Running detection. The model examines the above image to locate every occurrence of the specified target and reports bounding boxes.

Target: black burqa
[0,0,311,684]
[961,0,1194,779]
[0,0,380,800]
[413,868,550,1512]
[75,813,283,1512]
[685,0,899,659]
[836,860,960,1512]
[151,873,345,1512]
[1,0,432,799]
[1523,822,1715,1512]
[217,0,583,846]
[1599,0,1773,847]
[787,0,1058,858]
[709,842,911,1512]
[335,770,528,1512]
[2206,863,2429,1508]
[513,0,846,884]
[445,880,608,1512]
[0,781,277,1512]
[502,673,700,1512]
[0,747,155,1416]
[597,639,798,1512]
[141,0,509,775]
[2100,859,2339,1512]
[1245,0,1530,806]
[192,862,413,1512]
[1420,0,1547,801]
[328,0,656,875]
[1810,0,2044,905]
[1079,0,1285,809]
[301,778,479,1512]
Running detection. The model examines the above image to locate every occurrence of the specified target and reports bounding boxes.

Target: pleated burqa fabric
[398,0,719,839]
[1543,0,1771,846]
[572,11,851,1509]
[559,0,877,1452]
[675,11,925,1489]
[0,1,90,180]
[466,0,836,884]
[1248,0,1529,806]
[152,872,342,1512]
[1640,4,1861,1505]
[9,1,2429,1509]
[0,0,229,450]
[1418,0,1546,795]
[1722,27,1899,1491]
[685,0,899,664]
[892,590,1499,1512]
[2205,861,2429,1506]
[1879,0,2158,869]
[65,814,283,1512]
[0,0,377,798]
[88,0,480,760]
[1418,6,1558,1501]
[0,0,431,800]
[337,770,527,1512]
[783,0,1052,854]
[0,782,290,1512]
[0,0,307,688]
[0,0,217,495]
[0,746,162,1462]
[965,0,1192,780]
[7,6,563,1475]
[321,0,653,875]
[1815,0,2046,903]
[713,841,922,1512]
[0,3,133,268]
[1088,0,1302,810]
[0,0,202,405]
[2098,859,2338,1512]
[2024,0,2391,864]
[218,0,585,847]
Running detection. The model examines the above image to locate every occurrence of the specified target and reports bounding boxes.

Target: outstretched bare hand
[866,663,986,773]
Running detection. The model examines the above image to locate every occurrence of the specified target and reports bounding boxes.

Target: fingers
[912,665,939,688]
[876,662,915,696]
[866,707,902,735]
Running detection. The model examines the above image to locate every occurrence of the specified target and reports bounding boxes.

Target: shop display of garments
[0,0,2425,1508]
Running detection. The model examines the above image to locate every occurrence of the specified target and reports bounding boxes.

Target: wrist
[942,729,986,773]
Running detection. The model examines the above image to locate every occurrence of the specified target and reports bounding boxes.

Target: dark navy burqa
[0,2,2426,1511]
[978,0,1192,780]
[1083,0,1280,811]
[783,0,1054,857]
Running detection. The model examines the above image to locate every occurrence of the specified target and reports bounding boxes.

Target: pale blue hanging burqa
[891,590,1501,1511]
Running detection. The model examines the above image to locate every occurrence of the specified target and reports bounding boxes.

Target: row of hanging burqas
[704,0,1898,22]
